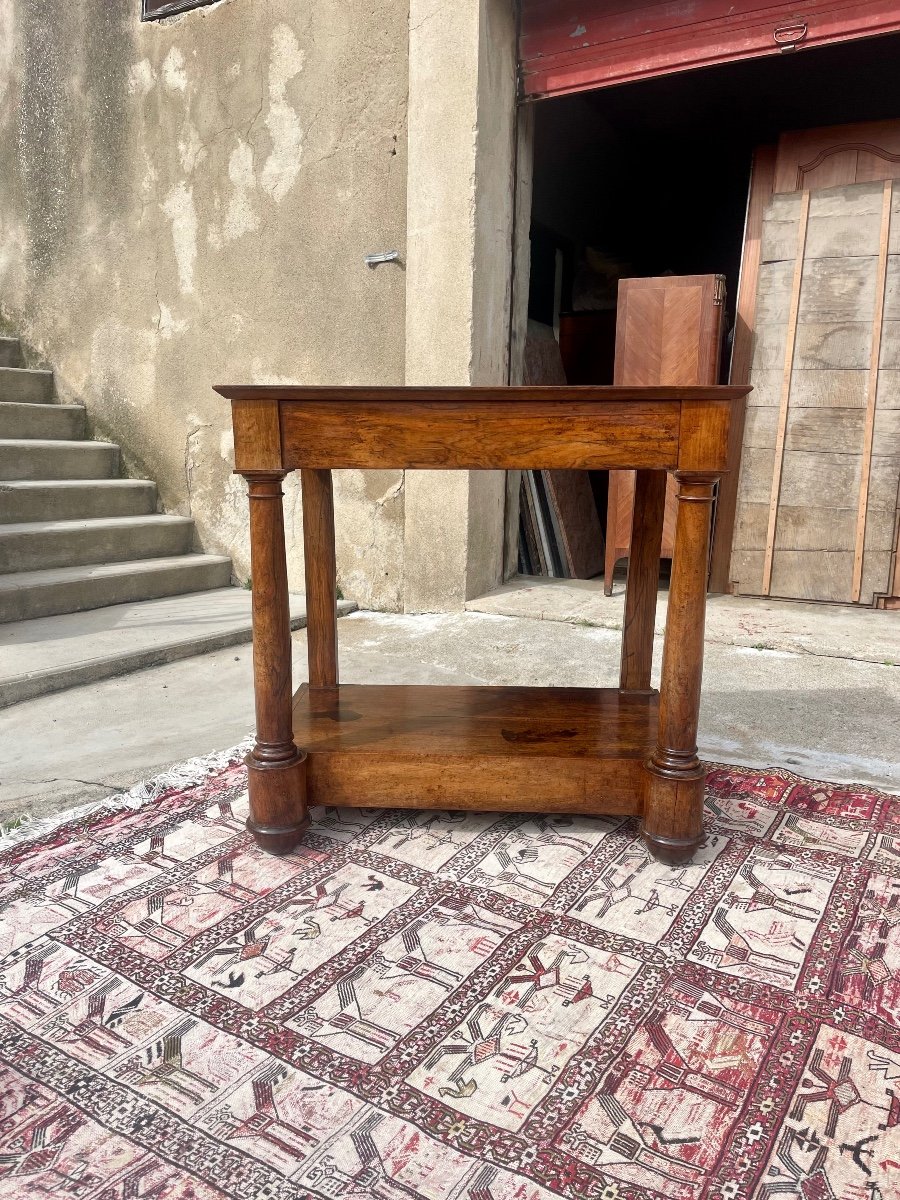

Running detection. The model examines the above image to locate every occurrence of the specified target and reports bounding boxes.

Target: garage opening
[519,31,900,607]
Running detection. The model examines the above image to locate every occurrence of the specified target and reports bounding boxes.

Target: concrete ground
[1,591,898,830]
[0,590,356,708]
[466,576,900,667]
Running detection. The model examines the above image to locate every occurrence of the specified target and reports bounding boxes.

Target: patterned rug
[1,749,898,1200]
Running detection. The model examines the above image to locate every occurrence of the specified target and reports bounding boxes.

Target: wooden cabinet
[604,274,726,593]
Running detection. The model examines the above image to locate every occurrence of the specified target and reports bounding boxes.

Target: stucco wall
[0,0,408,608]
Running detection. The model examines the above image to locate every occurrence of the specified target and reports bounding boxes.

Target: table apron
[276,400,683,471]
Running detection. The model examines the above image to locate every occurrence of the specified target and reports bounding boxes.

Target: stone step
[0,554,234,624]
[0,479,158,523]
[0,439,119,480]
[0,515,196,574]
[0,590,358,707]
[0,402,86,440]
[0,339,23,368]
[0,366,54,404]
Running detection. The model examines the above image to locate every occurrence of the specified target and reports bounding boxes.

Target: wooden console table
[218,384,750,865]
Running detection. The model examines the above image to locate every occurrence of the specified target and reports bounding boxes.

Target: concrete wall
[0,0,409,608]
[403,0,519,611]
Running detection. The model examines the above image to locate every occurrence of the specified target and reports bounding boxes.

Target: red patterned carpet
[0,751,899,1200]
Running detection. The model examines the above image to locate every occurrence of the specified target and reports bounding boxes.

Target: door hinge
[714,276,726,306]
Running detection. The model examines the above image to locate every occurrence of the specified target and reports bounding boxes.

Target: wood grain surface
[293,683,655,814]
[277,400,683,471]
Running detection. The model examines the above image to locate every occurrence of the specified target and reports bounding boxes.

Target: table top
[223,383,752,474]
[217,384,751,404]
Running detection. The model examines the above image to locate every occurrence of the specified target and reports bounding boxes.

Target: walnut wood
[230,398,283,472]
[241,471,308,854]
[642,473,718,864]
[225,383,747,863]
[619,470,666,693]
[279,400,681,471]
[301,468,338,687]
[293,684,654,814]
[219,385,747,404]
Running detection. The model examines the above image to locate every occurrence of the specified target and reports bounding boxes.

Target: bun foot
[641,827,703,866]
[247,815,310,855]
[245,749,309,855]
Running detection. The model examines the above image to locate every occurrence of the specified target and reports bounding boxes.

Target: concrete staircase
[0,336,233,624]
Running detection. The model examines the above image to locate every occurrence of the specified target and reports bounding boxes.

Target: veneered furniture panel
[605,275,725,592]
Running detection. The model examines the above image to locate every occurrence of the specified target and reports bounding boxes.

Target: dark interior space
[530,30,900,332]
[521,31,900,579]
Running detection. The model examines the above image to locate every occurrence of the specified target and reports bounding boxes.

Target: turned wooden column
[641,472,718,864]
[301,469,339,688]
[619,469,666,693]
[242,470,308,854]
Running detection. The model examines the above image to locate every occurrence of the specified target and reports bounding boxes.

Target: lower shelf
[292,684,657,814]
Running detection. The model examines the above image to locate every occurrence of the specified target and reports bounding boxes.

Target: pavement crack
[17,776,120,790]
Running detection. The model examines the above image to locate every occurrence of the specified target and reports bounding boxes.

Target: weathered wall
[0,0,408,608]
[403,0,518,612]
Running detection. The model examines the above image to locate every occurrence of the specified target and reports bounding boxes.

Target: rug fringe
[0,736,254,852]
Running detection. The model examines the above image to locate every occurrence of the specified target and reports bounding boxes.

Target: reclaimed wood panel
[794,322,873,370]
[732,177,900,604]
[760,193,802,264]
[741,407,779,447]
[876,370,900,405]
[880,323,900,368]
[854,180,893,600]
[749,369,868,409]
[733,545,891,604]
[736,448,776,506]
[762,190,810,594]
[786,407,866,452]
[797,257,879,324]
[805,182,885,259]
[735,503,897,552]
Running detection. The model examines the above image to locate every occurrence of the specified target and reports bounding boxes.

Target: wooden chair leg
[242,471,308,855]
[301,469,338,688]
[642,472,717,865]
[619,469,666,692]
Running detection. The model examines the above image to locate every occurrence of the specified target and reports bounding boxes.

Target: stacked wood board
[731,180,900,605]
[518,321,604,579]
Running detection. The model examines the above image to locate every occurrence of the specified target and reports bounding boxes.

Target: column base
[246,815,310,856]
[245,750,309,855]
[641,757,706,865]
[640,827,705,866]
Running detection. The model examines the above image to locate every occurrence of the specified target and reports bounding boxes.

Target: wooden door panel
[774,120,900,193]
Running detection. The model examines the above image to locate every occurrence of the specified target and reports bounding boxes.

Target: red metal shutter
[520,1,900,98]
